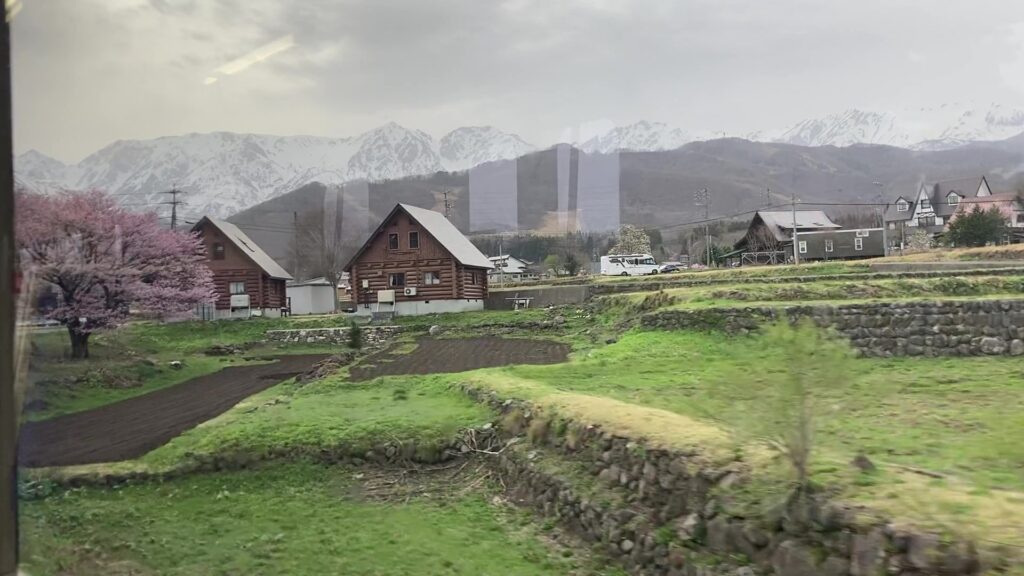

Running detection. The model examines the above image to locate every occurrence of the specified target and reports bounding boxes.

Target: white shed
[286,277,337,315]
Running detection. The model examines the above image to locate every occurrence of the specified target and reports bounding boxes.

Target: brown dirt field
[18,355,327,468]
[349,337,570,382]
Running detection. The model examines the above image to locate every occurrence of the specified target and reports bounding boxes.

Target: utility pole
[161,188,185,230]
[873,182,889,256]
[695,188,711,267]
[442,190,454,220]
[791,192,799,265]
[292,211,299,278]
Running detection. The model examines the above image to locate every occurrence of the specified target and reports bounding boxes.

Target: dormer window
[896,200,909,212]
[947,194,960,206]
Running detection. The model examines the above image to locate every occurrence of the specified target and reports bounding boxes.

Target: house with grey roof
[343,203,493,316]
[192,216,293,319]
[734,210,884,263]
[884,177,993,248]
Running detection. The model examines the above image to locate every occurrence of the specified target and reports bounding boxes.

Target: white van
[600,254,659,276]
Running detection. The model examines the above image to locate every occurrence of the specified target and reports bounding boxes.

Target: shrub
[348,320,363,349]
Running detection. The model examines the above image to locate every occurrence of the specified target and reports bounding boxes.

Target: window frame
[798,240,807,254]
[388,272,405,287]
[408,231,419,249]
[854,237,864,251]
[919,198,931,210]
[423,270,441,285]
[855,229,870,237]
[387,233,400,250]
[896,200,909,212]
[947,194,960,206]
[824,239,834,253]
[229,281,246,295]
[212,242,225,260]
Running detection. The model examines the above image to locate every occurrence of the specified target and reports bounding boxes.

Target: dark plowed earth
[349,337,569,381]
[19,355,328,468]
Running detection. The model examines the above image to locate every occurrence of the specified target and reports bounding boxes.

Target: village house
[733,210,843,264]
[487,254,537,284]
[883,177,992,248]
[343,203,493,316]
[951,193,1024,242]
[191,217,292,319]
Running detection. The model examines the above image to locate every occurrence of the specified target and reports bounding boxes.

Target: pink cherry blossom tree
[16,190,214,358]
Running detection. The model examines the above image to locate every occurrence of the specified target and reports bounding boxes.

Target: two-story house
[884,177,992,247]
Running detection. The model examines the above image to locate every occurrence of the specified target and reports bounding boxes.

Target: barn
[191,217,292,319]
[344,203,493,316]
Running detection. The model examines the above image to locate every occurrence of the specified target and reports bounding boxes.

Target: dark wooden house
[192,217,293,319]
[734,210,842,265]
[795,228,885,260]
[344,203,493,316]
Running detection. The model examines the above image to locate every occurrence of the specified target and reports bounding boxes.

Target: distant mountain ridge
[15,101,1024,219]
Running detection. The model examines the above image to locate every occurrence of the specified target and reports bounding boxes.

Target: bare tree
[293,209,351,312]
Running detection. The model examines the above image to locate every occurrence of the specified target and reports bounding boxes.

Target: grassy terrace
[600,274,1024,311]
[21,463,615,576]
[25,315,376,420]
[454,330,1024,550]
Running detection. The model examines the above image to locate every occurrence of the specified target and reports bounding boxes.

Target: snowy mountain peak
[578,120,693,153]
[439,126,536,171]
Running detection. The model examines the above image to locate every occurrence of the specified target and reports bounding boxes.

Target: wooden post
[0,8,17,574]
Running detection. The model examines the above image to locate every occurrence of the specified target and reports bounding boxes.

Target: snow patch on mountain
[773,103,1024,149]
[578,121,696,153]
[440,126,536,171]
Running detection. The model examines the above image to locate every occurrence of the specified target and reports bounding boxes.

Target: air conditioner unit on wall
[404,287,417,296]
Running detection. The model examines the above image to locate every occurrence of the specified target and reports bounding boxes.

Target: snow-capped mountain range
[16,102,1024,218]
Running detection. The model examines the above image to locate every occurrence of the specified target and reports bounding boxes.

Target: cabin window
[896,200,909,212]
[389,273,405,287]
[423,271,441,285]
[212,242,225,260]
[855,237,864,250]
[388,233,399,250]
[798,241,807,254]
[409,231,419,249]
[825,239,834,252]
[469,271,478,285]
[229,281,246,294]
[947,194,960,206]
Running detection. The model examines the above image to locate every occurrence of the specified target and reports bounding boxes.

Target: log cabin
[344,203,493,316]
[191,216,293,319]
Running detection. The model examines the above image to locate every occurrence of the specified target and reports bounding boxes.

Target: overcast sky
[12,0,1024,162]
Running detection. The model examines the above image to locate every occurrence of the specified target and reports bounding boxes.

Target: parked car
[658,262,683,273]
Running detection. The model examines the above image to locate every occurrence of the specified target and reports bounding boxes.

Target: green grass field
[454,329,1024,548]
[136,372,492,470]
[24,317,360,421]
[20,463,616,576]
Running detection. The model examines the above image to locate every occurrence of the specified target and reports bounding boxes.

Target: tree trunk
[68,327,90,359]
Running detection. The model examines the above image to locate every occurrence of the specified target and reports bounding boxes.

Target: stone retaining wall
[264,326,402,347]
[641,299,1024,357]
[462,385,991,576]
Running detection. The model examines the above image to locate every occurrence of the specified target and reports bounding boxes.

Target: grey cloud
[12,0,1024,162]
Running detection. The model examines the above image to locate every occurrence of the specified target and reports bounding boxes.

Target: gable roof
[885,177,991,222]
[755,210,840,240]
[192,217,293,280]
[344,203,493,271]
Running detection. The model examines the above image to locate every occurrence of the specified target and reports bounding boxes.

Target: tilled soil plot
[349,337,570,381]
[19,355,327,468]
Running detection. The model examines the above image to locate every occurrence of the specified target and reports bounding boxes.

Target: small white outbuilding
[286,277,337,315]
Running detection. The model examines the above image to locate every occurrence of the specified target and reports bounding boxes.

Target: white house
[286,277,337,315]
[487,255,536,283]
